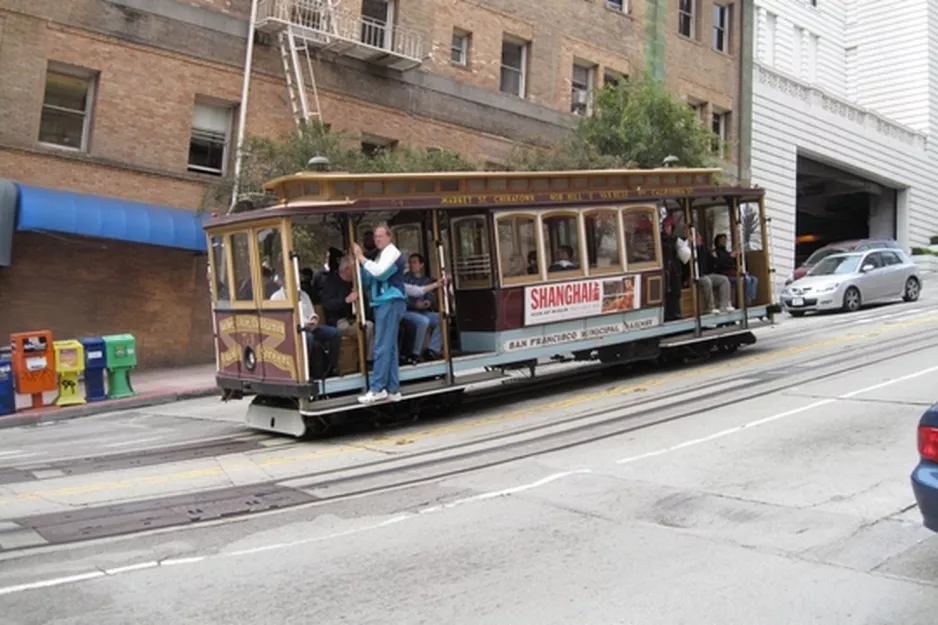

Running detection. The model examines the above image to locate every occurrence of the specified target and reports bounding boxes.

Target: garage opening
[795,156,897,266]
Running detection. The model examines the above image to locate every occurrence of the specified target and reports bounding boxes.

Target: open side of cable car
[203,166,780,437]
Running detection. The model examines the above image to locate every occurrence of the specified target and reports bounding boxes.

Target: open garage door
[796,156,897,266]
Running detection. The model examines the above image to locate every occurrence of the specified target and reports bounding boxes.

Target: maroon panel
[214,310,299,383]
[498,288,525,331]
[454,290,497,332]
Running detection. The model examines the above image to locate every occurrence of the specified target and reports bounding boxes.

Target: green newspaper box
[103,334,137,399]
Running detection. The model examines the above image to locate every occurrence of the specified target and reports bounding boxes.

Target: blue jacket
[361,244,407,307]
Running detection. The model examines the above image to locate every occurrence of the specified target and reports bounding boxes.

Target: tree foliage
[203,121,478,211]
[507,72,721,171]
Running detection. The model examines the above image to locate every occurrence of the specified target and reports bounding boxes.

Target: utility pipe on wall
[228,0,260,215]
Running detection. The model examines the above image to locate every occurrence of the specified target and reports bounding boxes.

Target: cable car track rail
[0,323,935,557]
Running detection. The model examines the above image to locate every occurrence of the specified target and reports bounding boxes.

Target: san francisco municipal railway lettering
[439,187,696,206]
[530,282,601,310]
[503,317,658,352]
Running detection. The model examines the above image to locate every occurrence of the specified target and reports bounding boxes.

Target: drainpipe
[736,0,753,184]
[228,0,260,214]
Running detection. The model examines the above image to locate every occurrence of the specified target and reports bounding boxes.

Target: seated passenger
[712,233,758,306]
[526,250,539,275]
[270,275,341,378]
[403,253,444,362]
[549,245,579,272]
[320,255,376,362]
[695,232,733,314]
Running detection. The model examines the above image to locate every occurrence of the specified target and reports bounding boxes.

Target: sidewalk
[2,364,219,429]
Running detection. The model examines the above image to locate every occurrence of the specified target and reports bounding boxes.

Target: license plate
[792,297,804,307]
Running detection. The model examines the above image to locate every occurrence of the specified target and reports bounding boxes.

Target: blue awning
[14,183,208,253]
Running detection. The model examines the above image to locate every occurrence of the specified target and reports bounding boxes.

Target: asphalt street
[1,294,937,624]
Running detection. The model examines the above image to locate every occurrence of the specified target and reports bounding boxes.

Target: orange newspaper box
[11,330,57,410]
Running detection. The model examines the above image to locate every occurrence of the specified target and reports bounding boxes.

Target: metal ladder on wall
[276,0,341,131]
[278,27,321,130]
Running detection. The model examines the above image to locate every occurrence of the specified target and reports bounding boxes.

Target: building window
[606,0,627,12]
[604,70,627,88]
[757,9,776,66]
[688,101,705,121]
[500,37,529,97]
[360,0,393,49]
[712,111,728,157]
[571,63,596,116]
[712,4,730,52]
[806,33,819,82]
[188,102,233,176]
[678,0,695,38]
[451,29,469,66]
[361,133,398,156]
[38,65,96,151]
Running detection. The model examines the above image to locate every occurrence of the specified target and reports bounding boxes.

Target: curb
[0,386,221,430]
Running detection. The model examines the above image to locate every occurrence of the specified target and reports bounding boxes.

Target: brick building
[0,0,747,368]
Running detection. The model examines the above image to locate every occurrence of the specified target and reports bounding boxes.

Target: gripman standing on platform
[351,223,407,404]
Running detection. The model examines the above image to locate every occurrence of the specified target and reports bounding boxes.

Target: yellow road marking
[3,312,938,504]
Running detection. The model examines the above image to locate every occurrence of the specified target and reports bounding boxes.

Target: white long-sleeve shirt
[271,287,317,325]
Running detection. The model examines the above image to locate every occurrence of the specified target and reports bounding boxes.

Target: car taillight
[918,426,938,462]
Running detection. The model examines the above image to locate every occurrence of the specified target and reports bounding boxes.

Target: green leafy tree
[507,72,720,171]
[202,121,479,264]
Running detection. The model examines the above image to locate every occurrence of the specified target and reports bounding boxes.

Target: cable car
[203,160,780,437]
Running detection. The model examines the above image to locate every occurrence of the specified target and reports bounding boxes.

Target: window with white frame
[757,9,776,66]
[451,29,469,66]
[712,3,730,52]
[606,0,627,12]
[711,111,728,157]
[792,26,803,78]
[571,63,596,116]
[678,0,695,38]
[805,32,819,82]
[500,37,529,97]
[188,102,233,176]
[38,64,97,151]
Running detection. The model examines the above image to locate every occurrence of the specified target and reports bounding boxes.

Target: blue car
[911,403,938,531]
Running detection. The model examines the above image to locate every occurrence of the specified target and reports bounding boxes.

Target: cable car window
[257,227,286,300]
[231,232,255,301]
[542,212,584,279]
[497,213,540,282]
[210,235,230,303]
[622,208,659,268]
[739,202,763,251]
[393,224,423,262]
[584,210,622,275]
[452,216,492,289]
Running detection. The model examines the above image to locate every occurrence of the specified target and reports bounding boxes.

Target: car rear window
[805,247,844,265]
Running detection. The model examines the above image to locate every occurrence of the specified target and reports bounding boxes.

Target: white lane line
[0,571,106,597]
[0,450,44,459]
[615,364,938,465]
[103,562,159,575]
[418,470,594,514]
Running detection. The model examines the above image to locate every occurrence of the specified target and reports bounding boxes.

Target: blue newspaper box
[80,337,107,402]
[0,347,14,416]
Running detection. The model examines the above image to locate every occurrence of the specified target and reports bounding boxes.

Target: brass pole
[432,210,454,384]
[347,215,369,391]
[683,198,702,337]
[729,196,749,327]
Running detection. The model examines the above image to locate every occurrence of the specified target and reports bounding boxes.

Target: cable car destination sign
[438,187,697,206]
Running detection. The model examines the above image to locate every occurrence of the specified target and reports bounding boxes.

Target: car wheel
[788,311,806,318]
[903,277,921,302]
[843,287,862,312]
